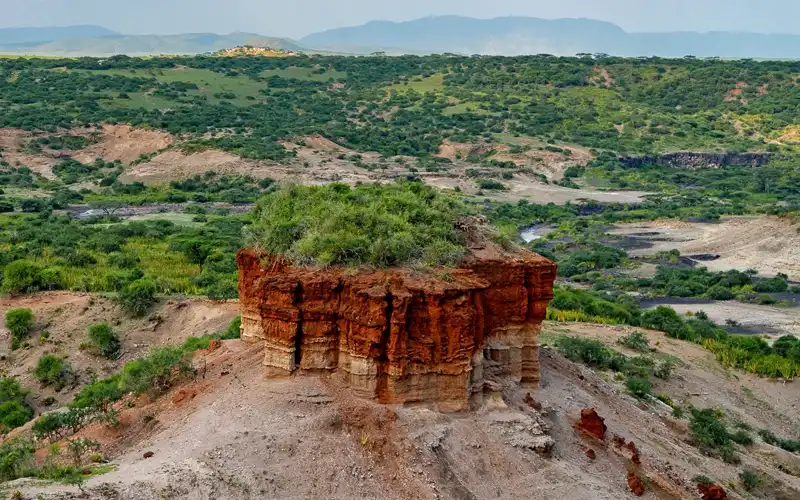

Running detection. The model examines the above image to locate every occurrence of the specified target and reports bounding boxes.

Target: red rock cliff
[237,248,556,411]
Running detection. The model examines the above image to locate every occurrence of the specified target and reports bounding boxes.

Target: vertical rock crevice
[376,288,394,401]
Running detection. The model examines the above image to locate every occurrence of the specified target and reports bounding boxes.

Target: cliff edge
[237,248,556,411]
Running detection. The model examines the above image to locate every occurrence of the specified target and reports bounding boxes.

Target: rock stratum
[237,249,556,411]
[620,152,771,169]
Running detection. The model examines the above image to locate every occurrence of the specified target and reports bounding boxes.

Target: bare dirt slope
[643,300,800,338]
[72,125,173,165]
[120,150,287,185]
[14,323,800,500]
[0,292,238,414]
[0,125,172,179]
[611,216,800,280]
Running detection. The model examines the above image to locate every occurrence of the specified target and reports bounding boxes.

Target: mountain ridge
[0,25,118,45]
[299,15,800,58]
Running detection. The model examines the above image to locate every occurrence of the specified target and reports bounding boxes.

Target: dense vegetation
[248,181,479,267]
[5,54,800,159]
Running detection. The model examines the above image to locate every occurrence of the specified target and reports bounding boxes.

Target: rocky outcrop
[237,248,556,411]
[627,471,645,496]
[698,483,728,500]
[575,408,607,441]
[620,152,771,169]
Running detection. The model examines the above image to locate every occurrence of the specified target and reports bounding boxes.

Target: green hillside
[4,54,800,157]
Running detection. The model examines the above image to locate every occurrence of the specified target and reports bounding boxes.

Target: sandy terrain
[0,292,238,413]
[8,321,800,500]
[642,300,800,338]
[610,216,800,280]
[72,125,174,166]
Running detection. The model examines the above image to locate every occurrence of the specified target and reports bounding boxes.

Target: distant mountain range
[0,26,302,56]
[0,25,118,45]
[5,17,800,58]
[301,16,800,58]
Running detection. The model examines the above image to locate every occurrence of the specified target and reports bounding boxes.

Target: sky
[3,0,799,39]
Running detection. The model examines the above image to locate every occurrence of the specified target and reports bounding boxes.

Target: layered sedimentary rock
[237,248,556,411]
[620,152,771,169]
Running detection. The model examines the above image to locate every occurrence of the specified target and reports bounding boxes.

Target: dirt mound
[0,292,238,413]
[301,135,352,153]
[0,128,60,179]
[73,124,173,165]
[121,149,287,184]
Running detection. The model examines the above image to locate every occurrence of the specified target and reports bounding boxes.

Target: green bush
[247,181,477,267]
[117,278,158,317]
[87,323,121,359]
[118,347,193,396]
[2,260,44,295]
[619,331,650,352]
[32,413,67,441]
[626,377,652,399]
[758,429,800,453]
[730,429,754,446]
[0,378,33,431]
[654,359,675,380]
[739,469,764,491]
[476,179,508,191]
[5,308,33,349]
[689,408,738,463]
[225,315,241,339]
[34,355,75,391]
[754,276,788,293]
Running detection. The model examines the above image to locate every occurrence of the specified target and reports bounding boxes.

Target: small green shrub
[654,359,675,380]
[225,315,241,339]
[32,413,67,441]
[5,308,33,350]
[626,377,652,399]
[34,355,75,391]
[758,429,800,453]
[87,323,121,359]
[476,179,508,191]
[117,278,158,317]
[619,331,650,352]
[692,475,714,486]
[119,347,193,396]
[739,469,764,491]
[689,408,738,463]
[730,429,754,446]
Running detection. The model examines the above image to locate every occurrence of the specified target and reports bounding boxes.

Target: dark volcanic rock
[620,152,771,169]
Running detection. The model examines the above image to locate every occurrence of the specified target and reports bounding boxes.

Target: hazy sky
[4,0,799,39]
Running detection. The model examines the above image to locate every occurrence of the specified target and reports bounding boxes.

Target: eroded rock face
[237,249,556,411]
[620,152,771,169]
[575,408,608,441]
